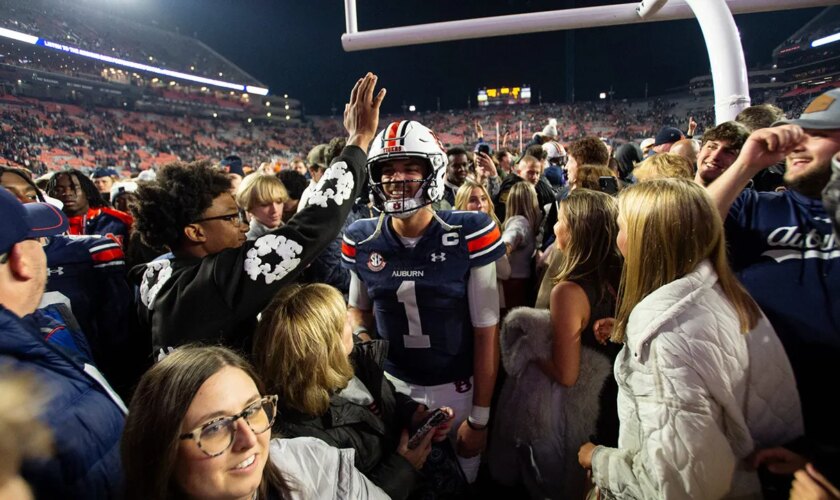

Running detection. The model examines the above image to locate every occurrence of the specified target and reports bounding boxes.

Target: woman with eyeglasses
[121,345,389,500]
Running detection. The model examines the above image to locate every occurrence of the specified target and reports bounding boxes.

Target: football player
[342,120,505,482]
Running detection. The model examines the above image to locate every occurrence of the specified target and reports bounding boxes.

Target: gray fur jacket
[487,307,612,500]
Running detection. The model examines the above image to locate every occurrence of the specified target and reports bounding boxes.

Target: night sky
[88,0,822,115]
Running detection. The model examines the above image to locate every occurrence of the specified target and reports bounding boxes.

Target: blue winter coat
[0,305,126,499]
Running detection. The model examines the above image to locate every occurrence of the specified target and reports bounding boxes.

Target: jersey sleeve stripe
[91,248,126,263]
[467,225,501,254]
[466,220,497,240]
[470,239,504,259]
[93,260,126,269]
[341,241,357,259]
[89,242,120,253]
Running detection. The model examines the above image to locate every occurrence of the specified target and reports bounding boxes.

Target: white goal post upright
[342,0,838,124]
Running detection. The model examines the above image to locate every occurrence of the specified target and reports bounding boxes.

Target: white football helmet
[542,140,567,166]
[367,120,447,218]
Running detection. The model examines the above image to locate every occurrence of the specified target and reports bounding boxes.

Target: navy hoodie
[726,188,839,447]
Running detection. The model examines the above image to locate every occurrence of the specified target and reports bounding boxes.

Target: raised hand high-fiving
[345,72,387,152]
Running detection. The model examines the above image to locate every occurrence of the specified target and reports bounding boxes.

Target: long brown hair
[253,284,354,416]
[612,179,760,342]
[121,346,291,500]
[553,189,622,293]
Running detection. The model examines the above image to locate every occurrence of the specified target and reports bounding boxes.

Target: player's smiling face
[379,158,428,200]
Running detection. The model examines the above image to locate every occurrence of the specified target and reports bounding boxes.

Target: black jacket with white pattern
[130,146,367,357]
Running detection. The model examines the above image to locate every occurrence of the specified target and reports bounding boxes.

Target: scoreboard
[477,86,531,106]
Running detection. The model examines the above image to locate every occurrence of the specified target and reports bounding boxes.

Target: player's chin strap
[431,209,461,232]
[356,206,462,245]
[357,211,387,245]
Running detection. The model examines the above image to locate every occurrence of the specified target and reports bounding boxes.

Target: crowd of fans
[0,89,782,175]
[1,0,258,86]
[1,68,839,500]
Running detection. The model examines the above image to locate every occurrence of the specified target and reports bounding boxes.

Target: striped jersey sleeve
[88,236,126,269]
[464,214,505,268]
[340,234,356,267]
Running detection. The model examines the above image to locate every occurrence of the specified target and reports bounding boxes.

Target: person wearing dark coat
[253,284,453,500]
[0,189,126,499]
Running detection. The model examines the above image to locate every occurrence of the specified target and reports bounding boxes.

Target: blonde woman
[578,179,803,499]
[252,284,452,500]
[501,181,541,309]
[235,174,289,239]
[632,152,694,182]
[455,180,511,307]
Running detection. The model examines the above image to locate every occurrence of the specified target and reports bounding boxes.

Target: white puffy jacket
[270,437,390,499]
[591,260,803,500]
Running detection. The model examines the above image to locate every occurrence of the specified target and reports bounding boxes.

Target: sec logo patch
[368,252,386,272]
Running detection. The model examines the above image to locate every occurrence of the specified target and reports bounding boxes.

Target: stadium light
[409,105,416,112]
[812,32,840,48]
[266,112,272,117]
[599,92,607,99]
[0,27,38,44]
[0,26,270,96]
[246,86,269,96]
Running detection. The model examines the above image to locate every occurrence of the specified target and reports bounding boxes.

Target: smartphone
[477,144,491,155]
[408,408,450,449]
[598,176,619,196]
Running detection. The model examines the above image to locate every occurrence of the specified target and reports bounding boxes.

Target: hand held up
[345,73,387,152]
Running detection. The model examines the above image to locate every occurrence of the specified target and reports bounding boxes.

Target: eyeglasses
[179,395,278,457]
[193,210,247,226]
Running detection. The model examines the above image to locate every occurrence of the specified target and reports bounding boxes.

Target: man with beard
[706,89,840,465]
[693,121,749,187]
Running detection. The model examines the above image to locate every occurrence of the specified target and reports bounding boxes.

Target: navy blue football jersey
[342,211,504,385]
[41,234,130,371]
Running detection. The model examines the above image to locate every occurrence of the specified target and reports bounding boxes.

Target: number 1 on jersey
[397,281,431,349]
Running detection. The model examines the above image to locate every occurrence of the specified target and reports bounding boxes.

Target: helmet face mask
[367,121,448,217]
[543,140,567,167]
